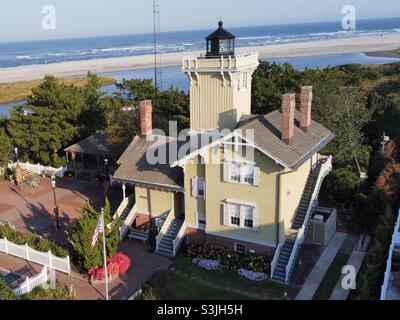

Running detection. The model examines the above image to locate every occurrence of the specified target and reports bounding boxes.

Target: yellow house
[112,22,334,283]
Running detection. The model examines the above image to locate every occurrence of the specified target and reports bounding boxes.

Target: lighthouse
[183,21,259,132]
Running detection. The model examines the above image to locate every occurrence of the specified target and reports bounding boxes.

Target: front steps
[128,229,149,242]
[271,239,295,282]
[156,218,184,257]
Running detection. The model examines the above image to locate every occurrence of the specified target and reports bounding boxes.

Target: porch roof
[113,135,184,191]
[64,131,125,159]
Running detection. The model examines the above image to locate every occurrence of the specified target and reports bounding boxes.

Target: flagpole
[101,208,109,301]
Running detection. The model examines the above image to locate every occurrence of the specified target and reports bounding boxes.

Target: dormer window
[206,21,235,58]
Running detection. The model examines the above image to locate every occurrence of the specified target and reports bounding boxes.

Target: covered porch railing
[156,209,175,252]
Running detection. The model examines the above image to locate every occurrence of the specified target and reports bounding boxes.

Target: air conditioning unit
[313,215,324,222]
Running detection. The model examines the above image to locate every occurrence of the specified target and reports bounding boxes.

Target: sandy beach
[1,33,400,84]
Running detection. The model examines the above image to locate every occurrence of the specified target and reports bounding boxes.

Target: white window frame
[191,176,206,200]
[223,161,260,186]
[223,200,259,232]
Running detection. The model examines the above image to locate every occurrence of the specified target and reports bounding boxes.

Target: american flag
[91,217,104,248]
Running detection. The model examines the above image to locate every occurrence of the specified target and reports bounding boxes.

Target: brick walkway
[0,178,172,300]
[0,178,122,244]
[0,241,172,300]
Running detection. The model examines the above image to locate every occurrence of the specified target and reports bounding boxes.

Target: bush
[68,200,120,271]
[324,168,361,202]
[0,279,18,300]
[21,282,75,300]
[187,244,271,274]
[86,253,131,281]
[0,225,68,257]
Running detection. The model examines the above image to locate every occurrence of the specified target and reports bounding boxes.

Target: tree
[324,168,361,202]
[0,128,12,165]
[68,200,120,271]
[78,73,107,137]
[251,61,301,114]
[375,161,400,206]
[7,76,84,166]
[310,85,372,168]
[363,187,392,234]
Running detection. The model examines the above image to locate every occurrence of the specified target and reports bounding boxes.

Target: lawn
[142,255,299,300]
[313,253,350,300]
[0,76,115,104]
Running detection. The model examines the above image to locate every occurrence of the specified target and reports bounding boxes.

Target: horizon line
[1,16,399,45]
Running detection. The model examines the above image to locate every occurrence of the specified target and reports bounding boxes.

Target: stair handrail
[270,243,283,279]
[156,209,175,252]
[114,195,133,220]
[173,221,187,257]
[119,204,137,240]
[285,155,333,282]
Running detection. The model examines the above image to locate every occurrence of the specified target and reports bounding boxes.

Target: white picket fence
[13,266,48,296]
[0,237,70,274]
[8,161,67,178]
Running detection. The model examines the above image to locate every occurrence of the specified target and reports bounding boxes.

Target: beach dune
[1,34,400,84]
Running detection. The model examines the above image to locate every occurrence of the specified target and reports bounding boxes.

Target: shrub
[192,258,221,271]
[0,279,18,300]
[187,244,271,274]
[141,273,176,300]
[21,282,75,300]
[0,225,68,257]
[68,200,120,271]
[237,269,268,282]
[324,167,361,202]
[86,253,131,281]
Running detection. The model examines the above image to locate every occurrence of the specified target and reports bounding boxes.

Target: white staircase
[271,156,333,283]
[114,195,138,240]
[155,209,187,257]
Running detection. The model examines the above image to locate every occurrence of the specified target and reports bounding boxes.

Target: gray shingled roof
[236,110,334,170]
[64,131,125,158]
[113,135,184,191]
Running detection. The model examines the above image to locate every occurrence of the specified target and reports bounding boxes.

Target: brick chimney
[300,86,313,132]
[140,100,152,137]
[281,93,295,144]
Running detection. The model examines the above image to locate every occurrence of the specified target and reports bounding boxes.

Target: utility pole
[153,0,162,112]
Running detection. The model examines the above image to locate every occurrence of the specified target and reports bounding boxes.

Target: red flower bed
[86,253,131,281]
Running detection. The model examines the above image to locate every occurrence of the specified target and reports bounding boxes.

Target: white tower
[183,21,259,132]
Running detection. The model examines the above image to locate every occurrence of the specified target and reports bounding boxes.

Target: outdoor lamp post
[51,177,60,231]
[103,158,109,201]
[14,147,19,163]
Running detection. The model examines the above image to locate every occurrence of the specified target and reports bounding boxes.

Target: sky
[0,0,399,42]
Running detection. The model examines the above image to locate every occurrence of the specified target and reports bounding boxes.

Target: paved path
[0,241,172,300]
[329,234,370,300]
[295,232,347,300]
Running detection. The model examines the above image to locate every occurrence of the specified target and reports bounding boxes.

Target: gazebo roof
[64,132,124,158]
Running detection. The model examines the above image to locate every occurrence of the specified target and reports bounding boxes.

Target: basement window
[234,243,247,255]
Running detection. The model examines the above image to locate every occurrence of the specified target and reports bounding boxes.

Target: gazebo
[64,132,125,181]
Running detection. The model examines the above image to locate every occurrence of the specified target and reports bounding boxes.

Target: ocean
[1,18,400,68]
[1,17,400,116]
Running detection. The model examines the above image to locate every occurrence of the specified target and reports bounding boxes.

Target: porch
[64,132,124,182]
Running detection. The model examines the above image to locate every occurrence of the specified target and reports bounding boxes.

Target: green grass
[167,256,299,300]
[0,76,115,104]
[313,253,350,300]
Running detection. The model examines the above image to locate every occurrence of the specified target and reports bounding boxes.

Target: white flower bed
[192,258,221,271]
[238,268,268,282]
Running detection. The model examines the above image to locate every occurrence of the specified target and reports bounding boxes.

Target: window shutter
[253,167,261,186]
[203,179,206,200]
[252,207,259,232]
[223,162,229,182]
[191,177,198,198]
[223,203,230,226]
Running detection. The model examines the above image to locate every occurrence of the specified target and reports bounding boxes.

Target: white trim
[172,130,290,170]
[224,198,257,208]
[207,231,276,248]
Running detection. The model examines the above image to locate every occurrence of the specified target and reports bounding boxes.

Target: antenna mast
[153,0,162,107]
